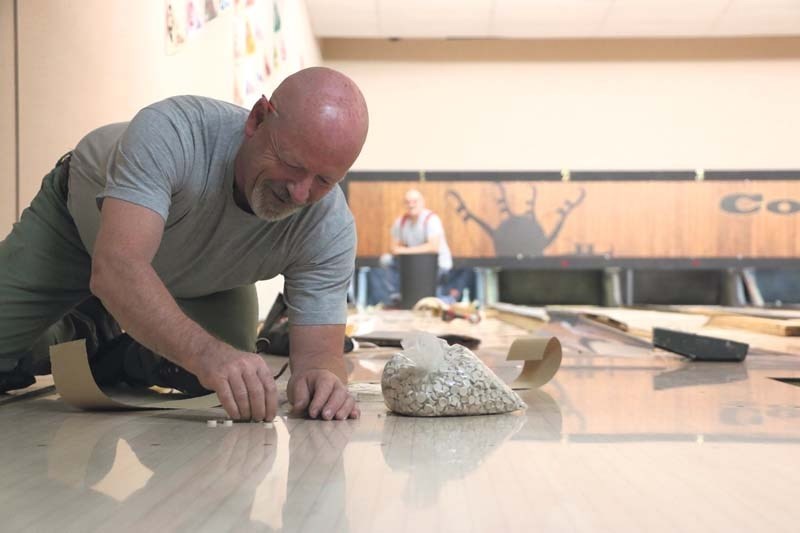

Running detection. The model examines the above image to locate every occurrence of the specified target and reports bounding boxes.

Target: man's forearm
[90,258,224,373]
[289,324,348,382]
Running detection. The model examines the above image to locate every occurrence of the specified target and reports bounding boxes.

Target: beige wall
[15,0,321,216]
[12,0,320,318]
[324,38,800,171]
[280,0,322,83]
[16,0,237,212]
[0,0,15,237]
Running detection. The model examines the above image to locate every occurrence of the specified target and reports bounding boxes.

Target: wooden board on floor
[706,314,800,337]
[648,305,800,320]
[646,305,800,336]
[545,305,710,338]
[490,303,548,332]
[508,305,800,355]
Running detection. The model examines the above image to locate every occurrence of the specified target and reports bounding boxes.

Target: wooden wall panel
[348,180,800,259]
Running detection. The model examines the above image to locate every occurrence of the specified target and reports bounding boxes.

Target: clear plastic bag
[381,332,526,417]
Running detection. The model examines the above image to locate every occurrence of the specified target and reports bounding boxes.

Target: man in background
[368,189,454,306]
[389,189,453,270]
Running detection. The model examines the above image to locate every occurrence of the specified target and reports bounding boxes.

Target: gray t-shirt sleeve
[283,220,356,326]
[97,108,186,221]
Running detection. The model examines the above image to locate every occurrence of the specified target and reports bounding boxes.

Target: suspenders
[399,211,434,245]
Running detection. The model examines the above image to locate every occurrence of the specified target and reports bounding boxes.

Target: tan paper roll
[50,334,561,410]
[50,340,220,410]
[506,336,562,390]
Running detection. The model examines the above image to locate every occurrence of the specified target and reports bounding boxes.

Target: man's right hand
[92,199,278,422]
[194,347,278,422]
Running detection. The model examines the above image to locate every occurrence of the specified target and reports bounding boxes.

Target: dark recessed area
[633,270,724,305]
[498,269,603,306]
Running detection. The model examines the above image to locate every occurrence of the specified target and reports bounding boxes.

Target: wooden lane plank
[495,304,800,355]
[492,310,547,333]
[645,305,800,320]
[544,305,710,340]
[645,305,800,336]
[706,315,800,337]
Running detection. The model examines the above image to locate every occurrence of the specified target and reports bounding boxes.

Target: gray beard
[250,181,304,221]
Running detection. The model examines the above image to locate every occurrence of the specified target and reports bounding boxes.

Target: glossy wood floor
[2,309,799,532]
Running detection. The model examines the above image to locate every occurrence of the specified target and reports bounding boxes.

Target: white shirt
[391,208,453,271]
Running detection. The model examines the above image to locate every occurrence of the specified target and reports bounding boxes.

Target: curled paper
[50,340,220,410]
[506,336,562,390]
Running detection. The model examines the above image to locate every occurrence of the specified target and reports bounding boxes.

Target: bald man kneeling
[0,67,368,422]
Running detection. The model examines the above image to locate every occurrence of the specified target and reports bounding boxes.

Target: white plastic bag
[381,332,526,416]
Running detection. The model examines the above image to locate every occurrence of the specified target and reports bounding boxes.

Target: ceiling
[305,0,800,39]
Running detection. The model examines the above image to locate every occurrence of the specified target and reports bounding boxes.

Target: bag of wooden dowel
[381,332,526,417]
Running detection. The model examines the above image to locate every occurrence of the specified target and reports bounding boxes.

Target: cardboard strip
[506,336,562,390]
[50,340,220,410]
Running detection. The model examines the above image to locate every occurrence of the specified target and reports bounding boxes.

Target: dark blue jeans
[366,262,476,306]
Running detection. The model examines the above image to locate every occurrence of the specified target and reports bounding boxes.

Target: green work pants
[0,156,258,384]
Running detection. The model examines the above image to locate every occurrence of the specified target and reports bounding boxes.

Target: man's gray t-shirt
[67,95,355,325]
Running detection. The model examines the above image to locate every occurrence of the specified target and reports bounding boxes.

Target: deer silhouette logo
[447,183,586,257]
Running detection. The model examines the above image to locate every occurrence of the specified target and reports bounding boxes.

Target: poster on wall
[185,0,205,37]
[232,0,291,106]
[164,0,308,101]
[165,0,232,55]
[165,0,187,55]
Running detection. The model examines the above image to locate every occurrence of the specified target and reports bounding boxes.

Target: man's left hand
[287,369,360,420]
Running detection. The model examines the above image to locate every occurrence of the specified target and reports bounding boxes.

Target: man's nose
[287,175,312,204]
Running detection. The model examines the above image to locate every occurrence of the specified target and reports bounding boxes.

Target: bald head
[404,189,425,218]
[235,67,370,221]
[271,67,369,168]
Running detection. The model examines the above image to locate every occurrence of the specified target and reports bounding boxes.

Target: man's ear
[244,98,268,137]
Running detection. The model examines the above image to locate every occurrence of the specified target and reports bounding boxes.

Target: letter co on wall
[721,194,800,215]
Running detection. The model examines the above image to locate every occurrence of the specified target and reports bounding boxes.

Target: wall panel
[349,178,800,260]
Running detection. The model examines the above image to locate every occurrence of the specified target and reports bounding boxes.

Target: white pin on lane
[206,420,217,428]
